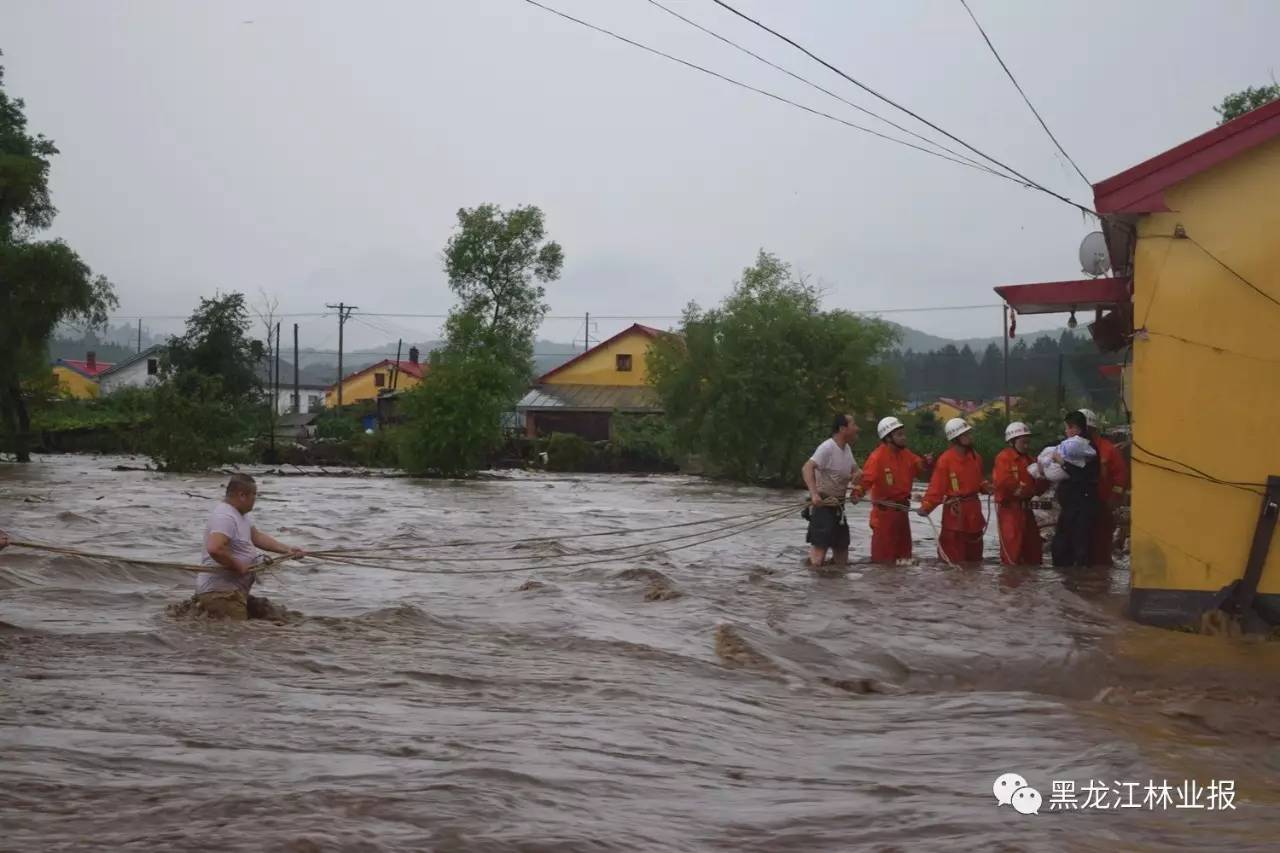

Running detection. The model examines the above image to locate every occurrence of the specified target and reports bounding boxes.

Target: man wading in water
[801,414,860,567]
[193,474,304,620]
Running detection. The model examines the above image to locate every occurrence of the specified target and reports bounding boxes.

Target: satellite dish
[1079,231,1110,277]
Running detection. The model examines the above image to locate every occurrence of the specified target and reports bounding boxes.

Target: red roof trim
[1094,98,1280,214]
[994,278,1130,315]
[55,358,115,378]
[326,359,424,392]
[536,323,663,383]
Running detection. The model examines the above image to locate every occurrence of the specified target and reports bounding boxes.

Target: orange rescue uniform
[855,444,927,562]
[992,447,1050,566]
[920,445,989,563]
[1091,436,1128,566]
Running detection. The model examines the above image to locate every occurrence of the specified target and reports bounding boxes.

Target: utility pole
[584,312,590,352]
[1001,304,1010,424]
[391,339,402,391]
[325,303,358,408]
[269,321,281,460]
[292,323,300,414]
[137,318,142,354]
[1056,352,1065,410]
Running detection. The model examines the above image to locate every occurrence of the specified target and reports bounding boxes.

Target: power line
[102,303,1016,323]
[707,0,1096,216]
[956,0,1090,185]
[1143,329,1280,365]
[643,0,1010,181]
[520,0,1035,184]
[1184,234,1280,312]
[1131,438,1268,493]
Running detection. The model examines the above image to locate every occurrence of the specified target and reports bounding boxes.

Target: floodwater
[2,456,1279,852]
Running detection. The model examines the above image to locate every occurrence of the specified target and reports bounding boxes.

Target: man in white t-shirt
[800,414,860,567]
[194,473,304,620]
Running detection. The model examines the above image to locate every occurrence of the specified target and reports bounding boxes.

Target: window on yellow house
[374,372,386,388]
[616,354,633,372]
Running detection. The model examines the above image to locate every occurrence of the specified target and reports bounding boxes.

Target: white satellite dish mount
[1079,231,1110,277]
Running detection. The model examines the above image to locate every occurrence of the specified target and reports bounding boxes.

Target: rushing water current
[2,455,1279,852]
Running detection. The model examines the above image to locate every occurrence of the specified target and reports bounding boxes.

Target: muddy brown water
[2,455,1279,852]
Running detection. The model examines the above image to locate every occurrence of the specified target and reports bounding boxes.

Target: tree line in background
[882,333,1124,415]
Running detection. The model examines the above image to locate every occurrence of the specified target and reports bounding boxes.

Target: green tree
[398,314,526,476]
[0,56,116,461]
[147,294,264,471]
[400,204,564,475]
[148,373,253,472]
[647,250,898,485]
[1214,83,1280,124]
[164,293,263,397]
[443,203,563,343]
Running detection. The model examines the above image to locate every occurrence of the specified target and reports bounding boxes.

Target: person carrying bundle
[1050,411,1100,568]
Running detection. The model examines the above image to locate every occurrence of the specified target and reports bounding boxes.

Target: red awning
[993,278,1130,315]
[1098,364,1123,378]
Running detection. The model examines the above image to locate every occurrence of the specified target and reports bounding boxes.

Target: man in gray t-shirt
[194,473,304,620]
[801,414,861,567]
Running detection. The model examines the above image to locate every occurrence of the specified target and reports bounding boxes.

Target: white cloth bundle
[1031,446,1070,483]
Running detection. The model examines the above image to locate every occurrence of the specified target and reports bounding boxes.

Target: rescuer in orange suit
[991,421,1050,566]
[917,418,992,564]
[1079,408,1128,567]
[853,416,933,563]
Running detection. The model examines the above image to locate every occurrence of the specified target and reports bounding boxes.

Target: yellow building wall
[544,330,654,386]
[918,401,966,422]
[52,366,99,399]
[323,368,421,408]
[1129,137,1280,597]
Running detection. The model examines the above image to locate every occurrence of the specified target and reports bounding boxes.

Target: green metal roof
[516,383,661,413]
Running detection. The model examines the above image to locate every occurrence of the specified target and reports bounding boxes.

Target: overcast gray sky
[6,0,1278,349]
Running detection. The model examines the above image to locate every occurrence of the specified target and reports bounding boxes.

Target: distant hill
[887,321,1083,354]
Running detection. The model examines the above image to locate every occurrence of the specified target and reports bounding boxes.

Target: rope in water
[317,505,802,576]
[310,504,800,565]
[4,540,300,574]
[321,503,808,555]
[6,491,1022,577]
[1,503,803,577]
[309,503,801,560]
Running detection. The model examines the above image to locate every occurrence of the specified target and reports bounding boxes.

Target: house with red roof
[51,352,114,399]
[992,98,1280,629]
[324,347,426,408]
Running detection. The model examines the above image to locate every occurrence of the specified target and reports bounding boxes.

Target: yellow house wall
[1129,137,1280,596]
[544,330,653,386]
[920,401,965,422]
[323,368,421,407]
[52,366,99,399]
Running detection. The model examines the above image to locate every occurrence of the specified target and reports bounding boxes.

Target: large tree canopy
[0,55,116,461]
[648,250,898,485]
[400,204,564,476]
[443,203,563,343]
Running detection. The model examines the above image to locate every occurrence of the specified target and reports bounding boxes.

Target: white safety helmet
[1078,408,1098,429]
[1004,421,1032,442]
[944,417,972,441]
[877,416,906,440]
